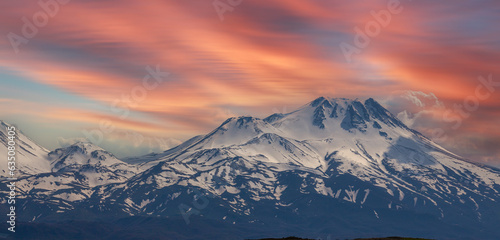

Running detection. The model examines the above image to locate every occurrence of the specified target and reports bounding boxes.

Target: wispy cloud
[0,0,498,164]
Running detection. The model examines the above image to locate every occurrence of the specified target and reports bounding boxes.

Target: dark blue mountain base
[1,97,499,240]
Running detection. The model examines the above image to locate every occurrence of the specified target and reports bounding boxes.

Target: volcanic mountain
[1,97,499,239]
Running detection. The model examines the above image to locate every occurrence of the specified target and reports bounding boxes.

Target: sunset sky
[0,0,499,166]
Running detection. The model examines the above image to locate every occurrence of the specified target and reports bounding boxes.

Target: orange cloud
[0,0,499,163]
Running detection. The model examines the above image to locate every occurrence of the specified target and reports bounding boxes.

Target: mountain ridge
[1,97,499,239]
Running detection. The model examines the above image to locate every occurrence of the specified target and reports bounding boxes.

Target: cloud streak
[0,0,499,165]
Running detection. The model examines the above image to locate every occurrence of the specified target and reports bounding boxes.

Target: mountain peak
[49,141,123,171]
[5,97,500,240]
[310,96,328,107]
[202,97,414,146]
[263,96,410,138]
[310,96,361,107]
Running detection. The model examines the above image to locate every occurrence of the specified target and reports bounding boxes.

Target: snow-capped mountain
[0,129,142,214]
[49,142,125,170]
[0,121,51,177]
[46,142,142,186]
[11,141,142,203]
[1,97,500,239]
[92,98,499,227]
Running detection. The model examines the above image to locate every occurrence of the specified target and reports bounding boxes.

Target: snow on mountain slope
[138,97,494,184]
[2,97,500,239]
[0,124,144,204]
[3,141,144,210]
[50,142,126,170]
[192,116,287,149]
[45,141,142,186]
[0,121,51,177]
[0,120,143,186]
[82,97,499,226]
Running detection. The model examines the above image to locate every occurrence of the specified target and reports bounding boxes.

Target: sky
[0,0,499,166]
